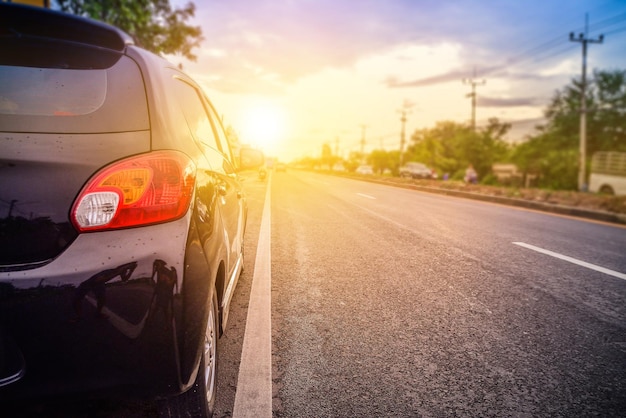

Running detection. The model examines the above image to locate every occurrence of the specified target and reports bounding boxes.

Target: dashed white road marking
[513,242,626,281]
[233,174,273,418]
[356,193,376,199]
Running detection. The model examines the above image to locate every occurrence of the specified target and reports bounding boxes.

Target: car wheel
[240,243,245,273]
[158,289,218,418]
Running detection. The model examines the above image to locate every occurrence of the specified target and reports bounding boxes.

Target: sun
[239,101,287,154]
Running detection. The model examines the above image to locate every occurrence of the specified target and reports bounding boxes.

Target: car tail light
[72,151,196,232]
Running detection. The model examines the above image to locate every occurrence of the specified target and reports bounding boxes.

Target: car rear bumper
[0,216,193,400]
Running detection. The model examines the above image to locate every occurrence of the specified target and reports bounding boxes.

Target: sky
[169,0,626,162]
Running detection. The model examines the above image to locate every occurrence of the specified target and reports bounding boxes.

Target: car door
[167,75,245,320]
[202,97,246,296]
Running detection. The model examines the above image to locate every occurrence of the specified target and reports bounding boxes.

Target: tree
[468,118,511,178]
[593,69,626,152]
[542,69,626,153]
[512,132,578,190]
[368,149,399,174]
[405,119,510,180]
[512,69,626,189]
[55,0,203,61]
[406,121,467,178]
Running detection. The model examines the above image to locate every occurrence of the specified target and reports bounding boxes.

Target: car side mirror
[239,147,265,170]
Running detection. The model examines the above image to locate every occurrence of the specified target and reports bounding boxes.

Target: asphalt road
[9,169,626,417]
[228,169,626,417]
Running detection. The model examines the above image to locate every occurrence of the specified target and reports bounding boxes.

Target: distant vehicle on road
[356,165,374,175]
[589,151,626,195]
[276,162,287,172]
[399,162,435,179]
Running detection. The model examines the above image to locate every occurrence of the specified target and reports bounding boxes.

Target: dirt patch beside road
[344,173,626,223]
[415,180,626,214]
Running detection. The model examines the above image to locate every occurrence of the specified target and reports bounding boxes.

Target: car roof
[0,2,133,52]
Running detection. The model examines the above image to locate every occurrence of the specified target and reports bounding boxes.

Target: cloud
[477,96,545,107]
[384,64,572,89]
[386,70,465,88]
[180,0,626,94]
[186,0,512,93]
[387,68,491,88]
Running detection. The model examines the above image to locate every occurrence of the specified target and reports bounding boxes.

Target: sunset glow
[238,101,288,155]
[171,0,626,162]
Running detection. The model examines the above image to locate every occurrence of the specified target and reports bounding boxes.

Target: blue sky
[171,0,626,160]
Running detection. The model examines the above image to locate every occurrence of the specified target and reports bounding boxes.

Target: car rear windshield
[0,66,106,116]
[0,47,149,133]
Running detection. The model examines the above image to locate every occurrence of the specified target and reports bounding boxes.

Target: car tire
[240,243,245,273]
[158,289,219,418]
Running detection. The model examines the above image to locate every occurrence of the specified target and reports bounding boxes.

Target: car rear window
[0,66,106,116]
[0,56,149,133]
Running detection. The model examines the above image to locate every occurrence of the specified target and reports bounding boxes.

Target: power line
[457,12,621,135]
[602,25,626,36]
[587,12,626,33]
[479,11,625,78]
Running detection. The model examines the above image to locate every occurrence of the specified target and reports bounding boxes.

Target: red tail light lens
[72,151,196,232]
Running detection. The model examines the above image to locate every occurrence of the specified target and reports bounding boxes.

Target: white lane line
[233,175,272,418]
[356,193,376,199]
[513,242,626,281]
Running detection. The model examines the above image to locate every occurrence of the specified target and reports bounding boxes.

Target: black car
[0,4,262,416]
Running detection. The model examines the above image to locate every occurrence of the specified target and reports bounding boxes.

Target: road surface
[217,169,626,417]
[10,170,625,417]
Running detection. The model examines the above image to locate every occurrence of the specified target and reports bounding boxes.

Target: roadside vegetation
[380,177,626,215]
[298,69,626,194]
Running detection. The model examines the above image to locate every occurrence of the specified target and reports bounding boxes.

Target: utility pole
[360,124,367,163]
[462,70,485,132]
[399,110,408,167]
[398,100,414,167]
[570,13,603,192]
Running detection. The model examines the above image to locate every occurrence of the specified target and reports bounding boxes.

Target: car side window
[206,106,236,175]
[203,98,234,163]
[171,77,234,174]
[171,77,237,175]
[171,78,220,152]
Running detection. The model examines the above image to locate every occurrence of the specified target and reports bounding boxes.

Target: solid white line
[513,242,626,281]
[356,193,376,199]
[233,174,273,418]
